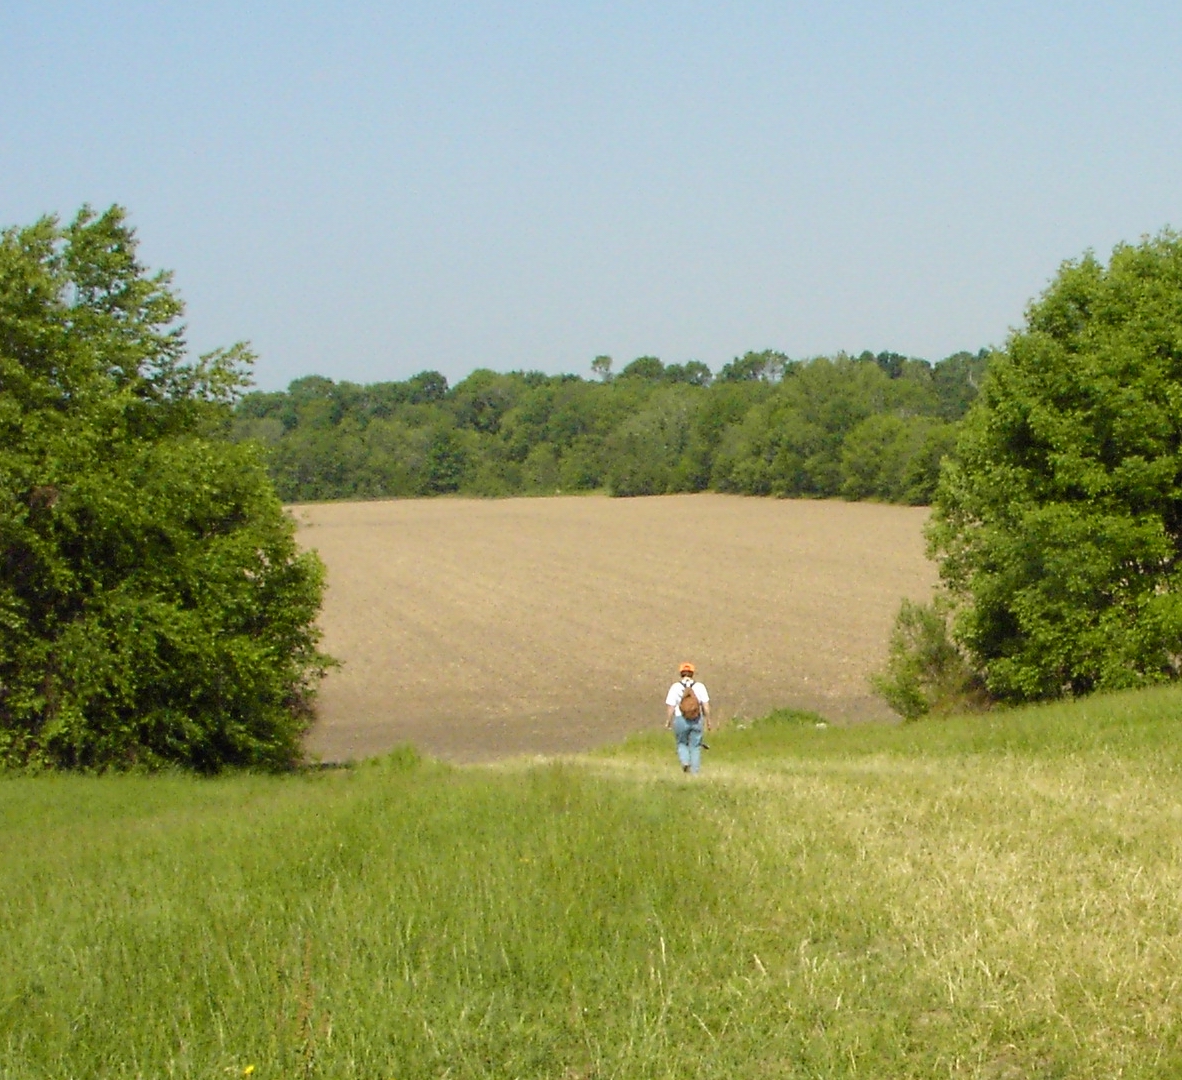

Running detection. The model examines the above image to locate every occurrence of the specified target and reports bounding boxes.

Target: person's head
[679,661,695,681]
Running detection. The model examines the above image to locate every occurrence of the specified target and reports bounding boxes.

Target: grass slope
[4,688,1182,1078]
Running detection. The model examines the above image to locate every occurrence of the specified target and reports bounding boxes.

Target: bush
[872,598,986,720]
[0,206,329,770]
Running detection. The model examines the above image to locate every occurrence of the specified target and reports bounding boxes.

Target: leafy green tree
[901,422,959,505]
[0,206,328,770]
[710,406,777,495]
[856,350,905,379]
[420,425,469,494]
[449,368,521,434]
[773,359,896,495]
[929,231,1182,701]
[663,360,713,386]
[605,387,698,496]
[557,437,605,491]
[354,419,420,497]
[840,414,923,501]
[682,380,770,490]
[499,382,562,462]
[405,370,449,404]
[717,349,788,383]
[618,355,665,381]
[522,443,560,492]
[932,349,991,421]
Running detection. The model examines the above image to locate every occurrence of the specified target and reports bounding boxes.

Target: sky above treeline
[3,1,1181,390]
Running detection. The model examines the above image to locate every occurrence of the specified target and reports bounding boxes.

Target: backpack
[679,680,702,721]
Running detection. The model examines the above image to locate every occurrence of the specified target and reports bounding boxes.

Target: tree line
[231,348,991,505]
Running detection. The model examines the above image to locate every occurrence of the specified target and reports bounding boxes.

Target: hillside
[5,687,1182,1077]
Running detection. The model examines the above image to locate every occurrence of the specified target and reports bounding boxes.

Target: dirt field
[294,494,936,762]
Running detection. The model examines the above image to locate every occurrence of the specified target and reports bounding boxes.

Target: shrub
[872,598,987,720]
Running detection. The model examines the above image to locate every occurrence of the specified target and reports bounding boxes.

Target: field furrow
[295,493,935,761]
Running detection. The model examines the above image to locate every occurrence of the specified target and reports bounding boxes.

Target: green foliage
[710,355,940,498]
[929,231,1182,703]
[617,354,665,381]
[872,597,985,720]
[0,206,328,770]
[716,348,789,382]
[931,348,991,421]
[604,386,697,496]
[521,443,560,493]
[234,347,987,505]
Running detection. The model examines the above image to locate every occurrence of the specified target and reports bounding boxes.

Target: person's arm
[695,683,711,730]
[665,703,676,729]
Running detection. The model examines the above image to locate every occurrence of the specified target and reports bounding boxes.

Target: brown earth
[294,493,937,763]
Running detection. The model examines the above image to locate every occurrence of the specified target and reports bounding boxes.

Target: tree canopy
[0,206,328,770]
[234,349,988,504]
[929,231,1182,702]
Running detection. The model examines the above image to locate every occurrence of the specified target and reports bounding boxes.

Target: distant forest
[231,349,991,504]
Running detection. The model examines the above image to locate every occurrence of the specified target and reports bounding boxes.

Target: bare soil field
[295,494,936,762]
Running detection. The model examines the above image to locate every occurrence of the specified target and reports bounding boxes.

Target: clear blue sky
[3,1,1180,390]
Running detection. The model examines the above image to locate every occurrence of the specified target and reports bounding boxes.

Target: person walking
[665,662,711,774]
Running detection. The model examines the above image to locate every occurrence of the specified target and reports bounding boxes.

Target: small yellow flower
[243,1067,255,1077]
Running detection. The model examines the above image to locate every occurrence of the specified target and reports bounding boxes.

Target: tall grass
[4,688,1182,1077]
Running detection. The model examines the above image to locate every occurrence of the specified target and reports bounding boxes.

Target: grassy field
[295,494,934,762]
[5,688,1182,1078]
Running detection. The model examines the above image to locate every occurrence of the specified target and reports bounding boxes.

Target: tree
[901,422,959,505]
[619,355,665,381]
[605,388,696,496]
[449,368,520,434]
[871,597,984,719]
[932,349,991,421]
[840,414,933,501]
[717,350,788,383]
[420,425,468,493]
[0,206,329,770]
[929,231,1182,702]
[590,354,613,381]
[663,360,712,386]
[856,350,909,379]
[406,370,448,404]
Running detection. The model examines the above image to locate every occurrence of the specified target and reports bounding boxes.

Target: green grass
[5,689,1182,1078]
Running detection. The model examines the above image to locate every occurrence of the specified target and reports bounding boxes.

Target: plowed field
[295,494,936,762]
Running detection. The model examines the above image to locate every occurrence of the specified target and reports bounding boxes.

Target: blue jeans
[672,715,704,773]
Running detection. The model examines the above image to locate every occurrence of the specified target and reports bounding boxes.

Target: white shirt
[666,679,710,717]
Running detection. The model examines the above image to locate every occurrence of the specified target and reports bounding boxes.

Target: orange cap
[679,662,695,676]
